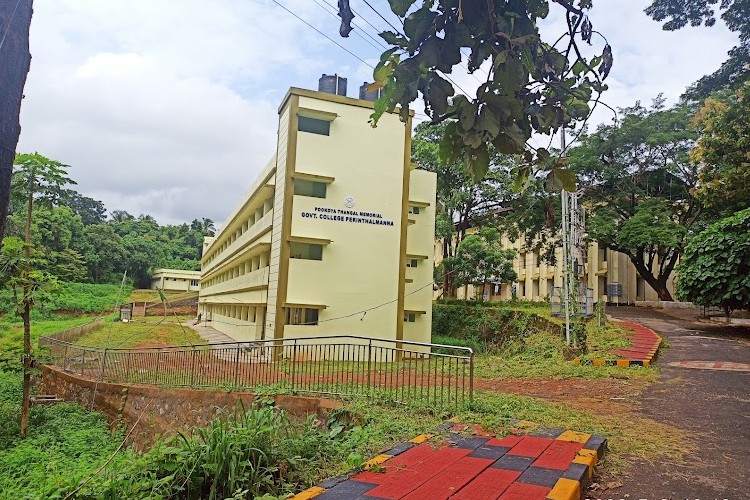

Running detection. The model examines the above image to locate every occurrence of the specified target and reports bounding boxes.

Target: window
[404,313,416,322]
[290,242,323,260]
[298,116,330,135]
[286,307,319,326]
[406,259,418,268]
[294,179,327,198]
[190,279,198,286]
[408,206,420,215]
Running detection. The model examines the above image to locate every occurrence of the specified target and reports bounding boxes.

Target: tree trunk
[0,0,33,246]
[653,280,674,301]
[631,256,674,301]
[20,176,33,438]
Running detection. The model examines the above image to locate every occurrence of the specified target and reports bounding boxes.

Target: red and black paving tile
[292,422,606,500]
[573,319,662,367]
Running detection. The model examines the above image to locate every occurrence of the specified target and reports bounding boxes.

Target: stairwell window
[408,205,420,215]
[290,242,323,260]
[286,307,319,326]
[294,179,327,198]
[404,313,416,322]
[298,116,330,136]
[406,259,418,268]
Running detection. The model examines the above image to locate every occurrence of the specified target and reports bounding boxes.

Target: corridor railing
[39,335,474,408]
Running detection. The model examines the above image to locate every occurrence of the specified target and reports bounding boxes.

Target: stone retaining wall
[38,365,342,449]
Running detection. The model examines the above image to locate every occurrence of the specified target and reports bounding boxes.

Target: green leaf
[466,144,490,181]
[387,0,418,17]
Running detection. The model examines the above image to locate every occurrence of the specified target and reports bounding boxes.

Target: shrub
[432,301,561,354]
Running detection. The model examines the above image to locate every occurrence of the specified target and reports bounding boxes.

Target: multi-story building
[198,81,436,346]
[442,234,676,305]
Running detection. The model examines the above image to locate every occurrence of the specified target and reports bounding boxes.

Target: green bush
[0,372,121,497]
[432,301,561,354]
[65,402,384,499]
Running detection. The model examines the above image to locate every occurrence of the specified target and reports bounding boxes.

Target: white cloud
[17,0,740,225]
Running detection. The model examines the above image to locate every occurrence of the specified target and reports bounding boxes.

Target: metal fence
[39,335,474,408]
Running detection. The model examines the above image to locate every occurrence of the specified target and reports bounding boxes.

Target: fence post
[290,339,297,393]
[62,344,68,372]
[99,348,108,382]
[469,351,474,403]
[189,348,197,388]
[233,345,241,390]
[366,339,372,392]
[156,350,162,385]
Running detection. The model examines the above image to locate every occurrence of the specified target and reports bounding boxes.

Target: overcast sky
[17,0,738,226]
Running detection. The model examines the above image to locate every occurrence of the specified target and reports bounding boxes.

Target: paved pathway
[606,306,750,500]
[188,321,237,344]
[295,423,606,500]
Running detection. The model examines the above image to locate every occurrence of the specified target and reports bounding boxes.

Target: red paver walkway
[294,423,606,500]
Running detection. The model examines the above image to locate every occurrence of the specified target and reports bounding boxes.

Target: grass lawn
[0,315,100,371]
[75,316,205,348]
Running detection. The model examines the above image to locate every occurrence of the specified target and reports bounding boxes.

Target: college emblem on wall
[344,196,356,208]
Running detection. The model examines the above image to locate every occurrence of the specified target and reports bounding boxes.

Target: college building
[198,79,436,346]
[444,235,677,305]
[151,268,201,292]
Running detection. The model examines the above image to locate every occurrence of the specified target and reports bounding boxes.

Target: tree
[570,99,700,301]
[412,121,515,295]
[83,223,126,283]
[443,227,516,300]
[0,0,33,245]
[677,208,750,313]
[11,152,71,437]
[645,0,750,99]
[60,189,107,225]
[30,206,90,281]
[690,81,750,216]
[365,0,612,184]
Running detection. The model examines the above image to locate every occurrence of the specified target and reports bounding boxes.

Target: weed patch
[75,316,204,348]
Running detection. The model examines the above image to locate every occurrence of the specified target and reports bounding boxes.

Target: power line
[361,0,402,33]
[270,0,374,69]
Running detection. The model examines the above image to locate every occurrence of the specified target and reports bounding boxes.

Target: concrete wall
[39,365,342,450]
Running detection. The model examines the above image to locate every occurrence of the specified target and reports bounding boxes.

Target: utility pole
[561,129,571,344]
[0,0,33,245]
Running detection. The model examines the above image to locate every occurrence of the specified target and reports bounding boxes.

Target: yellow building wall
[151,269,200,292]
[443,235,677,305]
[283,93,411,342]
[199,87,436,350]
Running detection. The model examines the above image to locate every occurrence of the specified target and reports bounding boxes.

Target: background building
[151,268,201,292]
[443,235,677,305]
[198,79,436,346]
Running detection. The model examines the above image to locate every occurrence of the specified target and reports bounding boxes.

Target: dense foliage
[677,208,750,312]
[370,0,612,185]
[691,81,750,216]
[4,153,215,288]
[0,372,122,497]
[432,300,560,353]
[569,98,700,300]
[439,228,517,299]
